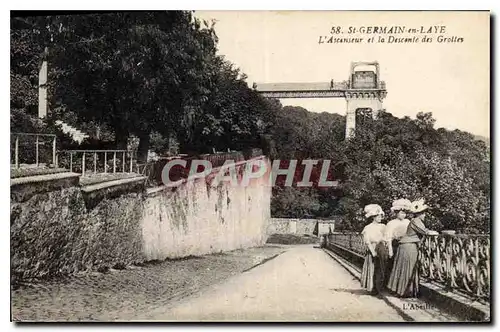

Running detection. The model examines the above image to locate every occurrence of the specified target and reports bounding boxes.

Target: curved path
[141,245,407,322]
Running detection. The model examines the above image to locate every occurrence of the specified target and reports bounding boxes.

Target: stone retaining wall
[11,157,272,281]
[267,218,335,236]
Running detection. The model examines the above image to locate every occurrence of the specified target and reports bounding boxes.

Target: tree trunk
[137,131,151,163]
[114,125,129,150]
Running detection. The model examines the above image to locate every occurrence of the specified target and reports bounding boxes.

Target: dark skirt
[387,242,420,297]
[361,242,389,294]
[386,239,400,277]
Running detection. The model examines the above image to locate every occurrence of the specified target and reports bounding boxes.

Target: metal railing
[419,234,490,302]
[328,232,367,255]
[57,150,137,176]
[200,151,245,169]
[11,133,57,168]
[328,232,490,302]
[137,149,264,188]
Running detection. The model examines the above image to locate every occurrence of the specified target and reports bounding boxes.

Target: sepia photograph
[9,9,491,323]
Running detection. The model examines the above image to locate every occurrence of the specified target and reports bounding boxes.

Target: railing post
[35,135,39,167]
[52,136,56,167]
[15,135,19,168]
[446,237,452,289]
[487,238,491,299]
[104,152,107,173]
[129,151,133,173]
[70,152,73,172]
[94,152,97,173]
[123,151,125,173]
[113,152,116,173]
[82,152,86,176]
[432,236,438,279]
[475,238,481,297]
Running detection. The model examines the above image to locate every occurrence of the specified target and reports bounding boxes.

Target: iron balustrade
[11,133,57,168]
[418,234,490,302]
[137,150,257,187]
[57,150,137,176]
[328,232,490,302]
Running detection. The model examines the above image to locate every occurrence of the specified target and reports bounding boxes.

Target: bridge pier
[345,93,384,139]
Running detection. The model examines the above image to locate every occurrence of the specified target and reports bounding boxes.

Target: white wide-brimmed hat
[409,199,429,214]
[390,198,412,212]
[364,204,384,218]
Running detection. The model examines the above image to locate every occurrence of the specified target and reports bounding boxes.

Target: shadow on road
[328,288,375,296]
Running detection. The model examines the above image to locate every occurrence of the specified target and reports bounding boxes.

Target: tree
[336,110,490,233]
[46,12,218,161]
[268,102,490,233]
[269,106,345,219]
[10,16,52,132]
[271,187,324,218]
[175,55,277,154]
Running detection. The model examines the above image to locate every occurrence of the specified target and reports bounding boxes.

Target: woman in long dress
[360,204,389,296]
[387,199,439,297]
[384,199,411,278]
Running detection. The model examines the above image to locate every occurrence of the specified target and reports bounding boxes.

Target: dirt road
[139,245,406,322]
[13,244,458,322]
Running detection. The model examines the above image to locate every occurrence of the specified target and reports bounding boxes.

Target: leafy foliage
[44,12,219,158]
[176,55,277,153]
[10,17,50,121]
[270,107,490,234]
[12,12,274,161]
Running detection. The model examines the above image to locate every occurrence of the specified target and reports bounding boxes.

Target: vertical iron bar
[15,135,19,168]
[70,152,73,172]
[104,152,107,173]
[434,236,439,280]
[52,136,56,167]
[446,237,452,289]
[94,152,97,173]
[113,152,116,173]
[129,151,133,173]
[476,238,481,297]
[82,152,86,176]
[123,151,125,173]
[35,135,39,166]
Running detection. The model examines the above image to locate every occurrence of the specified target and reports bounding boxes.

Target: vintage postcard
[10,10,490,322]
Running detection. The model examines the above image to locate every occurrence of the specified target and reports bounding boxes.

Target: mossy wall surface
[141,158,272,260]
[11,184,144,282]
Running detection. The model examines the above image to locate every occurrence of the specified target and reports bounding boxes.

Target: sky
[194,11,490,137]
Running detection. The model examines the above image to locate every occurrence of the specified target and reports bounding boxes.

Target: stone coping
[10,172,80,186]
[80,176,147,193]
[10,167,69,179]
[271,218,336,223]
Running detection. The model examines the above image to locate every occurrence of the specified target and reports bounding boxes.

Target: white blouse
[361,223,386,245]
[384,218,411,242]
